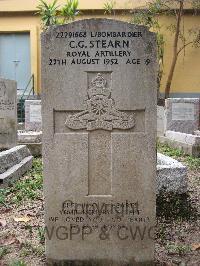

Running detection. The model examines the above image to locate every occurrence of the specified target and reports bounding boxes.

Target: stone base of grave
[46,259,154,266]
[158,130,200,157]
[157,153,187,194]
[0,145,33,187]
[18,130,42,156]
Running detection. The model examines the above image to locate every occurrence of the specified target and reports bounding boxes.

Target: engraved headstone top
[65,73,135,131]
[0,78,17,149]
[42,19,157,265]
[165,98,200,134]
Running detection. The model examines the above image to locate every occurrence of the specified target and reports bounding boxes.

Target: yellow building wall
[159,15,200,96]
[0,0,147,12]
[0,1,199,96]
[0,0,195,12]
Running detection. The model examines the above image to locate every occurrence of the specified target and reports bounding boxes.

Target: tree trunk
[165,0,184,99]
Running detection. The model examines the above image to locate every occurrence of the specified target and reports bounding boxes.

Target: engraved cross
[65,73,135,196]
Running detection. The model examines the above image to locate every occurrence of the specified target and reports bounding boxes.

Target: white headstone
[25,100,42,131]
[0,78,17,149]
[42,19,157,265]
[165,98,200,134]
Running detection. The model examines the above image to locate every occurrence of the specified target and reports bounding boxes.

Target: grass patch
[185,156,200,170]
[166,242,191,255]
[0,247,10,259]
[0,158,43,206]
[0,189,8,207]
[10,261,27,266]
[37,226,45,244]
[157,142,184,158]
[20,241,44,258]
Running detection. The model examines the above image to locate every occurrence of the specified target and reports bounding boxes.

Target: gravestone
[42,19,157,265]
[157,106,165,136]
[0,78,17,149]
[165,98,200,134]
[25,100,42,131]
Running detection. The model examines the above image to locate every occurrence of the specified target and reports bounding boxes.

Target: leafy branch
[61,0,79,23]
[36,0,79,29]
[103,0,116,15]
[131,0,200,99]
[131,0,165,91]
[36,0,59,29]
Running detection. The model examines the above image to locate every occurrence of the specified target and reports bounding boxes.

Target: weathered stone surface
[157,106,165,136]
[17,130,42,156]
[18,130,42,143]
[42,19,157,265]
[165,98,200,134]
[22,99,42,156]
[165,130,200,145]
[25,100,42,131]
[0,78,17,149]
[0,145,33,187]
[157,153,187,194]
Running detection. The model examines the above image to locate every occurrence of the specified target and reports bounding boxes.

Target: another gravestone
[18,100,42,156]
[42,19,157,265]
[25,100,42,131]
[157,106,165,136]
[0,78,17,149]
[165,98,200,134]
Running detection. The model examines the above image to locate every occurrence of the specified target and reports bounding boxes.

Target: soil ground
[0,144,199,266]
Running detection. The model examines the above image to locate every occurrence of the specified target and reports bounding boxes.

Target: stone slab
[0,144,32,173]
[18,130,42,143]
[0,78,17,149]
[25,100,42,131]
[17,130,42,156]
[157,105,165,136]
[42,19,157,265]
[165,130,200,145]
[165,98,200,134]
[0,145,33,187]
[157,153,187,194]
